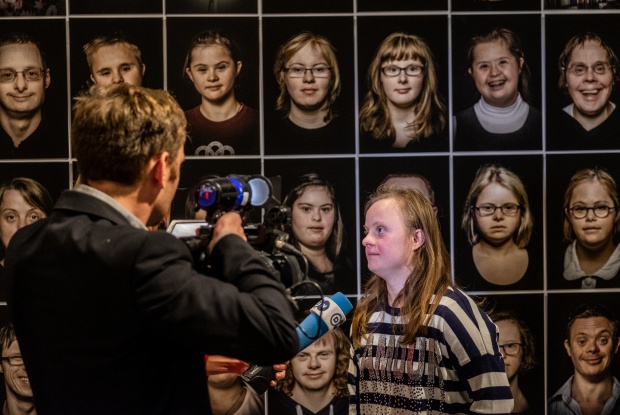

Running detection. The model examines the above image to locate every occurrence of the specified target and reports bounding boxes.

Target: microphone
[240,292,353,395]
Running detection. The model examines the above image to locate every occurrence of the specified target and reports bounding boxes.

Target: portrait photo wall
[1,1,620,411]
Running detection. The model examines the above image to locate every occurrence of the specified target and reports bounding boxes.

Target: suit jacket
[5,189,299,415]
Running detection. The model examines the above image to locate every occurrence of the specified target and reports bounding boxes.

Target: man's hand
[207,212,247,253]
[205,355,249,376]
[270,362,289,387]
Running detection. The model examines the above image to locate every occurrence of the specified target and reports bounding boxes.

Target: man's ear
[151,152,169,189]
[564,339,572,357]
[44,69,51,89]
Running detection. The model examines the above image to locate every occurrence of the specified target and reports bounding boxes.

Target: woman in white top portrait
[562,168,620,289]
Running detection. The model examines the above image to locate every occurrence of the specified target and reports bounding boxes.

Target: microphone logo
[330,313,344,327]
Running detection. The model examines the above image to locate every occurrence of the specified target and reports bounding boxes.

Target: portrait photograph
[451,14,542,152]
[453,155,544,292]
[452,0,541,11]
[547,292,620,404]
[0,20,69,160]
[478,293,545,412]
[262,0,352,13]
[69,18,164,98]
[262,16,355,156]
[356,15,449,154]
[264,157,358,296]
[166,17,260,157]
[545,14,620,151]
[356,0,447,11]
[69,0,161,14]
[0,0,64,16]
[166,0,257,14]
[358,154,451,255]
[546,153,620,290]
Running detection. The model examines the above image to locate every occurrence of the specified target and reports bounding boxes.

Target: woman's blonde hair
[359,32,446,143]
[351,186,452,347]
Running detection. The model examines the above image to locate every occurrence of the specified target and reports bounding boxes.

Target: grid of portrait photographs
[1,0,620,412]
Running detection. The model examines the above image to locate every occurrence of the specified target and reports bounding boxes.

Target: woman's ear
[412,228,425,251]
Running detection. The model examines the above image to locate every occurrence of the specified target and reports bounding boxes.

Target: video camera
[167,175,308,289]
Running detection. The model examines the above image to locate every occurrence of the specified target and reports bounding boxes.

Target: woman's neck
[300,245,333,273]
[509,377,529,413]
[387,103,417,148]
[288,106,328,129]
[575,239,617,275]
[199,95,240,122]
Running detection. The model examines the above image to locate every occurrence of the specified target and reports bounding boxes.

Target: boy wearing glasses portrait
[549,33,620,150]
[563,168,620,289]
[549,304,620,414]
[0,323,36,415]
[266,31,351,155]
[0,32,62,159]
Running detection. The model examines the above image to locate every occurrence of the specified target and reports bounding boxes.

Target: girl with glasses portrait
[359,32,447,153]
[489,310,537,414]
[460,164,534,290]
[266,31,351,155]
[563,168,620,288]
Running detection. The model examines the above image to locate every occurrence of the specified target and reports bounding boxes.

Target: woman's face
[363,198,417,282]
[496,319,523,382]
[186,44,240,104]
[565,40,614,120]
[474,182,521,246]
[469,40,523,108]
[0,189,46,248]
[292,186,335,251]
[284,43,331,113]
[568,180,619,252]
[380,58,425,109]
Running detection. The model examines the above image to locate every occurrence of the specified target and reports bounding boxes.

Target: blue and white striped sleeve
[439,290,514,414]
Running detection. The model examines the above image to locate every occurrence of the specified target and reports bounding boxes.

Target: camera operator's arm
[132,228,298,365]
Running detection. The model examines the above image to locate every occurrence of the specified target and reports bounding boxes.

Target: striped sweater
[348,287,513,414]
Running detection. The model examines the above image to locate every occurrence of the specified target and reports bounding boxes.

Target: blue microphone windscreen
[295,293,353,352]
[329,292,354,315]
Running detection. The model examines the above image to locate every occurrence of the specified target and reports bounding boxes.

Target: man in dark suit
[4,84,299,415]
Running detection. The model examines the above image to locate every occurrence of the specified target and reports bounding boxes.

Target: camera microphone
[240,292,353,395]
